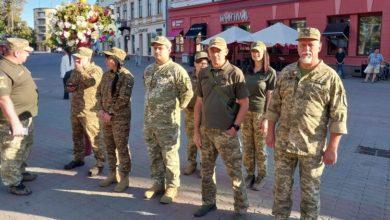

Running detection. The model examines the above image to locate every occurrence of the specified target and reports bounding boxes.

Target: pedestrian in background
[193,37,249,220]
[143,36,193,204]
[264,27,348,219]
[64,47,106,177]
[136,48,141,66]
[335,47,346,79]
[0,38,38,195]
[182,51,209,176]
[364,48,384,83]
[60,47,75,100]
[241,41,276,191]
[98,47,134,192]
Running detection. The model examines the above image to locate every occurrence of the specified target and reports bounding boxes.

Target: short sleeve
[234,68,249,99]
[266,68,276,91]
[0,73,12,96]
[197,69,204,98]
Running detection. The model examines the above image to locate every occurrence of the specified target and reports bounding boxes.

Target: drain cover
[356,146,390,158]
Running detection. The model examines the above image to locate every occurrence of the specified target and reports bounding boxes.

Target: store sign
[172,19,184,28]
[220,10,248,23]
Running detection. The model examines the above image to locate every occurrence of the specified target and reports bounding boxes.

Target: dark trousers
[63,78,69,99]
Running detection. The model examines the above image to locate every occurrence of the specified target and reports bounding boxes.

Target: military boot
[64,160,85,170]
[113,172,129,192]
[183,163,196,175]
[99,170,117,187]
[159,187,178,204]
[144,184,164,199]
[22,172,37,182]
[9,183,32,196]
[244,175,255,188]
[193,204,217,217]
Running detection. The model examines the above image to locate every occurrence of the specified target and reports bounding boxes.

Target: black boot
[64,160,85,170]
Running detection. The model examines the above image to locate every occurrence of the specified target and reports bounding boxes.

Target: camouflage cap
[251,41,267,52]
[209,37,227,50]
[151,36,172,48]
[6,38,33,52]
[103,47,126,61]
[73,47,93,59]
[194,51,209,62]
[297,27,321,41]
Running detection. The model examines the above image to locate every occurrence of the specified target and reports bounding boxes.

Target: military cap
[73,47,93,58]
[6,38,33,52]
[297,27,321,41]
[103,47,127,61]
[209,37,227,50]
[151,36,172,48]
[251,41,267,52]
[194,51,209,62]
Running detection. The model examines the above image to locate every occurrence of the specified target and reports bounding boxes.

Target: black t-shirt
[335,52,346,64]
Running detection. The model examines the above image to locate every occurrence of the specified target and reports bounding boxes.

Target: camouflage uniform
[197,58,249,213]
[68,63,105,167]
[266,61,348,219]
[99,67,134,174]
[0,42,38,187]
[144,59,193,188]
[184,71,198,166]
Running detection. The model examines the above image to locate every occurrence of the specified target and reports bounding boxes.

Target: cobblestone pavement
[0,53,389,220]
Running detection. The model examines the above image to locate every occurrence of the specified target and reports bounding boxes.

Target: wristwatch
[230,123,240,131]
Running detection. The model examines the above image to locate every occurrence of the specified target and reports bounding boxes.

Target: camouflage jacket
[98,67,134,117]
[143,59,193,126]
[266,61,348,156]
[68,63,102,117]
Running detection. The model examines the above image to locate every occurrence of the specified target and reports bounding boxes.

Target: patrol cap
[209,37,227,50]
[151,36,172,48]
[251,41,267,52]
[103,47,126,61]
[194,51,209,62]
[6,38,33,52]
[297,27,321,41]
[73,47,93,59]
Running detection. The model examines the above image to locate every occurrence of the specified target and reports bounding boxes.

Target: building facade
[115,0,168,58]
[34,8,57,51]
[168,0,390,74]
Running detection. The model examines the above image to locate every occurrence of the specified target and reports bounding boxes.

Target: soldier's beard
[300,54,312,64]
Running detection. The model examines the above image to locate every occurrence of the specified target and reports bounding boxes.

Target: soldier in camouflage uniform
[143,36,193,204]
[0,38,38,195]
[193,37,249,220]
[264,28,348,219]
[241,41,276,191]
[98,47,134,192]
[64,47,105,176]
[183,51,209,176]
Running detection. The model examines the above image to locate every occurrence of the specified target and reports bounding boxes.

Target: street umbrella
[201,26,253,45]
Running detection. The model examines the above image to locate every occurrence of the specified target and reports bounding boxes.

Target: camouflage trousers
[0,118,34,186]
[102,115,131,174]
[144,123,180,188]
[71,114,105,167]
[273,150,325,219]
[200,127,248,213]
[241,111,267,177]
[184,109,199,165]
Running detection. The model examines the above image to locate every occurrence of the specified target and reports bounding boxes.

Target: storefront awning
[167,29,183,40]
[322,23,349,40]
[185,23,207,38]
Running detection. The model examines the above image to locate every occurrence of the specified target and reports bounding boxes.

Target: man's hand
[323,148,337,165]
[259,119,268,137]
[193,131,202,149]
[11,121,25,136]
[226,127,237,137]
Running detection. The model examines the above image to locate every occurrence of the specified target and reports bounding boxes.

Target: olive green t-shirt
[186,71,198,110]
[298,66,312,78]
[197,61,249,130]
[244,66,276,113]
[0,56,39,121]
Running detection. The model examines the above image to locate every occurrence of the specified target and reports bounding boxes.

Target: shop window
[175,35,184,53]
[326,15,350,55]
[290,19,306,30]
[357,14,381,55]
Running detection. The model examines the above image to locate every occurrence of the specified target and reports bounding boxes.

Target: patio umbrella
[201,26,253,45]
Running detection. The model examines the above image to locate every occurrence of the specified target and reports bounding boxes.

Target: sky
[22,0,96,28]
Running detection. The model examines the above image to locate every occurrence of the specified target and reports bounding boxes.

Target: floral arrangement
[48,0,116,50]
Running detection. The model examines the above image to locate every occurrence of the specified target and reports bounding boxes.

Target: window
[131,35,135,54]
[138,0,142,18]
[147,0,152,17]
[175,35,184,53]
[358,14,382,55]
[156,28,163,36]
[122,4,127,20]
[290,19,306,30]
[38,12,45,17]
[157,0,162,15]
[116,7,120,19]
[326,15,350,55]
[196,33,205,52]
[147,33,152,55]
[130,2,134,19]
